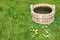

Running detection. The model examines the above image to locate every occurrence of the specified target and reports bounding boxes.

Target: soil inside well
[34,7,52,14]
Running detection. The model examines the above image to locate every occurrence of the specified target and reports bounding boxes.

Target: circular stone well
[30,4,55,24]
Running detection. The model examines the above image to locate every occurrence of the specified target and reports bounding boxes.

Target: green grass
[0,0,60,40]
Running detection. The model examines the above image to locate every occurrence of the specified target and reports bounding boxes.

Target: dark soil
[34,7,52,14]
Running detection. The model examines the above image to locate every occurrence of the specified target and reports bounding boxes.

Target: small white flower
[44,29,46,31]
[35,32,38,34]
[45,25,48,28]
[46,30,48,33]
[46,35,49,37]
[42,26,44,29]
[42,34,45,36]
[30,29,32,32]
[35,29,38,34]
[31,27,34,29]
[35,29,38,32]
[32,35,34,37]
[32,29,35,31]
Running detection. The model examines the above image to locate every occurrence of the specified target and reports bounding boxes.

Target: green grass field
[0,0,60,40]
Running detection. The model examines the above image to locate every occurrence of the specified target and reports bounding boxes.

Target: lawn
[0,0,60,40]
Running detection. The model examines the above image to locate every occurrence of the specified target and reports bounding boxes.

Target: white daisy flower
[35,29,38,34]
[35,29,38,32]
